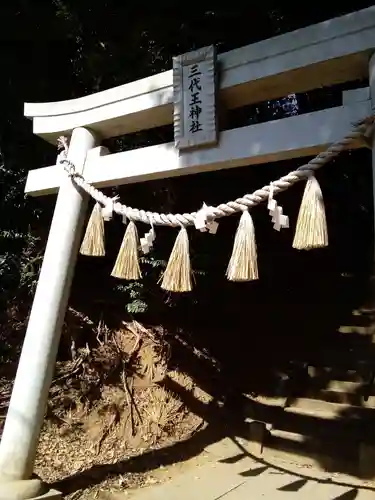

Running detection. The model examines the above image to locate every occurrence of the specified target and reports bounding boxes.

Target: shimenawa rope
[59,116,374,227]
[58,115,374,291]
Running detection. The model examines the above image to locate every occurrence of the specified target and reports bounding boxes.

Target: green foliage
[0,157,38,303]
[126,299,148,315]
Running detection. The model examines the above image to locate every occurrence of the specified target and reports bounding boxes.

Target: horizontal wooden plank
[25,100,371,196]
[24,8,375,143]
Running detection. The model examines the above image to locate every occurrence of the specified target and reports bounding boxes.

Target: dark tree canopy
[0,1,373,335]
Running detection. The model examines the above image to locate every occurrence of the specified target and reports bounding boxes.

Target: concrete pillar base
[0,477,61,500]
[29,491,61,500]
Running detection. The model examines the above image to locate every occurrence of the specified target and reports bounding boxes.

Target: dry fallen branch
[121,365,142,426]
[52,356,84,384]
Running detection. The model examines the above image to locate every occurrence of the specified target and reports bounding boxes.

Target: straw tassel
[292,175,328,250]
[226,209,258,282]
[80,202,105,256]
[160,226,192,292]
[111,221,142,280]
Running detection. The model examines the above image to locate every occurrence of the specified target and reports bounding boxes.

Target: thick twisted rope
[61,116,374,227]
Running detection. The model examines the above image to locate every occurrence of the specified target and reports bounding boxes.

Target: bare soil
[21,319,214,499]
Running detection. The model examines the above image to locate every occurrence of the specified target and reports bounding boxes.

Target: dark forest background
[1,2,375,388]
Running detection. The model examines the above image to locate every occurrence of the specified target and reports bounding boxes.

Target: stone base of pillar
[0,477,61,500]
[30,491,61,500]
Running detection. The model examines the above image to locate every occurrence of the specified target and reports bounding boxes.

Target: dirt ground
[29,320,214,499]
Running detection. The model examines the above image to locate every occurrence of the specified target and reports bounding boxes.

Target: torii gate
[1,7,375,499]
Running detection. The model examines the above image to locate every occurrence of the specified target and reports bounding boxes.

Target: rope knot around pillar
[60,158,77,177]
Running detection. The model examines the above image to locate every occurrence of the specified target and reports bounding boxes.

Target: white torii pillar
[0,127,97,500]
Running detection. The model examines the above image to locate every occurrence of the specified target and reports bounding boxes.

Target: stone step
[308,356,375,371]
[268,429,305,444]
[307,365,371,382]
[250,396,288,408]
[241,421,362,472]
[264,428,358,466]
[248,382,375,408]
[365,395,375,407]
[338,325,375,336]
[243,390,375,449]
[306,380,375,407]
[267,427,358,448]
[244,393,375,420]
[267,428,354,453]
[284,398,373,420]
[324,380,363,392]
